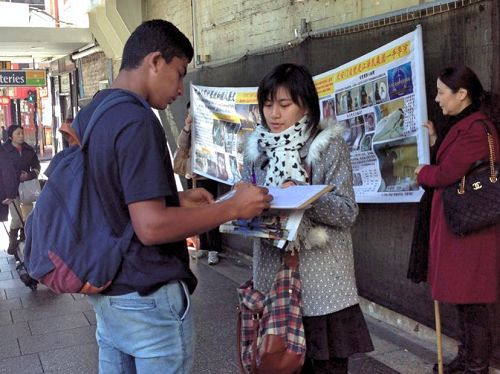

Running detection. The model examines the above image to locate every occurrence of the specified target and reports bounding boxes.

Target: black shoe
[7,229,19,256]
[433,356,466,373]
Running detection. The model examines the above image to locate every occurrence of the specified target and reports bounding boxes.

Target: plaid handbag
[237,252,306,374]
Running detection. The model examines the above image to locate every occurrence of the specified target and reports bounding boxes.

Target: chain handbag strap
[458,121,498,194]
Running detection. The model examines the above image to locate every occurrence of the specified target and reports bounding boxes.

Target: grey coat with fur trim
[243,120,360,316]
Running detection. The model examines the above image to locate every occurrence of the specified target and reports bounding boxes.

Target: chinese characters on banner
[190,26,429,203]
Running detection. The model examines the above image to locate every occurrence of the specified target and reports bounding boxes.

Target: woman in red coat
[415,66,499,374]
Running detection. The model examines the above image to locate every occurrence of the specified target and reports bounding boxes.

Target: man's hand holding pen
[228,182,273,220]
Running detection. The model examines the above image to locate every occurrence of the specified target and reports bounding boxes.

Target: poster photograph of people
[190,26,429,203]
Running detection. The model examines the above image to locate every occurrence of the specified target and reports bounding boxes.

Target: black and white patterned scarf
[256,116,311,186]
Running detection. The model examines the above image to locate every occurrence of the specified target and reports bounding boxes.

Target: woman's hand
[184,113,193,132]
[280,181,296,189]
[179,187,214,208]
[424,121,437,146]
[414,165,427,185]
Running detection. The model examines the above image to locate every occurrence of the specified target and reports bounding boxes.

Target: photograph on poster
[388,62,414,100]
[373,77,389,104]
[374,137,419,193]
[343,118,365,151]
[364,112,376,132]
[373,97,406,142]
[360,133,373,152]
[322,98,336,120]
[235,103,260,130]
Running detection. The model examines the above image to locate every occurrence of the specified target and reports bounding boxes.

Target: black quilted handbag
[442,121,500,236]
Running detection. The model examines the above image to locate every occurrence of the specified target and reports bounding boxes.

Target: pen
[251,164,257,185]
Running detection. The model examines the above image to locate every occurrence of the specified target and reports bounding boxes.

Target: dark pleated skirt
[302,304,374,360]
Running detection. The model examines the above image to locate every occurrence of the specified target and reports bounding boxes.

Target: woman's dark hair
[438,66,486,109]
[257,63,320,130]
[120,19,194,71]
[7,125,22,139]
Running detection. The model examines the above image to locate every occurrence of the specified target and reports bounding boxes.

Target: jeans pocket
[109,297,156,311]
[167,281,190,321]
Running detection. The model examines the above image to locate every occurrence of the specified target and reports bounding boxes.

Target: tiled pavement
[0,233,451,374]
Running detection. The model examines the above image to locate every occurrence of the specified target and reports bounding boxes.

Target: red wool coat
[417,111,499,304]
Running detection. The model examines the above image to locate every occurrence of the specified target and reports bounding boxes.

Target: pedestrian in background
[73,19,271,374]
[243,63,373,373]
[173,101,223,265]
[3,125,40,255]
[0,144,18,237]
[415,66,499,374]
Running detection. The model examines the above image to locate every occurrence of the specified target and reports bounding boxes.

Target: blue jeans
[88,281,193,374]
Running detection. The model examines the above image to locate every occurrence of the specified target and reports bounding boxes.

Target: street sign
[0,70,46,87]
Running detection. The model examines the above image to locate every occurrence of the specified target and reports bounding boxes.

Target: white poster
[190,26,429,203]
[190,85,260,185]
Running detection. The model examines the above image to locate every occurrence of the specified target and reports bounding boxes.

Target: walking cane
[434,300,444,374]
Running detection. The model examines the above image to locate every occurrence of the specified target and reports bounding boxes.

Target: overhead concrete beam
[0,27,92,60]
[88,0,142,59]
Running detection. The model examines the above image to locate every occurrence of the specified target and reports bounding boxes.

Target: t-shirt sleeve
[115,117,175,205]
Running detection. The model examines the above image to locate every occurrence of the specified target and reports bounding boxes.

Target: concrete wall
[79,52,109,100]
[147,0,441,66]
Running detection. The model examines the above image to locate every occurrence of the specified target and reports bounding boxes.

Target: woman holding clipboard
[242,63,373,373]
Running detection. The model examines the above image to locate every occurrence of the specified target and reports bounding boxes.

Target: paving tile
[12,298,93,323]
[0,270,13,281]
[29,312,90,335]
[350,353,400,373]
[83,310,97,325]
[39,343,98,373]
[0,297,21,311]
[0,310,12,326]
[20,289,74,308]
[0,336,20,360]
[0,353,43,374]
[0,321,30,340]
[372,349,434,374]
[0,262,16,272]
[5,285,38,299]
[19,325,96,355]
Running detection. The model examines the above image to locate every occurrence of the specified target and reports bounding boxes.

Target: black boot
[462,304,492,374]
[7,228,19,256]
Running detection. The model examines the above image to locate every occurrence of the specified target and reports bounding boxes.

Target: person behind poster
[173,101,225,265]
[414,66,499,374]
[243,63,373,373]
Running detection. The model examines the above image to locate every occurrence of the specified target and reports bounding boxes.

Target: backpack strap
[79,89,151,149]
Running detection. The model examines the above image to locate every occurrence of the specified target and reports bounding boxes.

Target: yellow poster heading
[334,41,411,83]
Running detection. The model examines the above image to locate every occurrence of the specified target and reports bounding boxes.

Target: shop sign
[60,73,70,93]
[0,70,46,87]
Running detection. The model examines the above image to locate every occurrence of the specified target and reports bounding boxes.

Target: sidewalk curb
[360,297,457,356]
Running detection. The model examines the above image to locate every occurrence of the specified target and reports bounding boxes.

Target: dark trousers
[456,303,493,373]
[186,178,222,252]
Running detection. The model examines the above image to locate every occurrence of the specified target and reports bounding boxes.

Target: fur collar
[245,118,343,165]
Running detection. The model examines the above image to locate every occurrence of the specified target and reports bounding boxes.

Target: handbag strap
[457,120,498,194]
